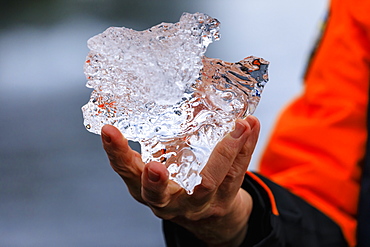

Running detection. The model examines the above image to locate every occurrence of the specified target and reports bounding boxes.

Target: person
[100,0,370,245]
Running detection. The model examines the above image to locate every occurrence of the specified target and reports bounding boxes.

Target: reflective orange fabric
[258,0,370,246]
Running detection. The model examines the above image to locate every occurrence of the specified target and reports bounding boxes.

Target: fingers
[218,116,260,196]
[101,116,260,219]
[195,118,249,195]
[102,125,144,176]
[101,125,145,202]
[141,162,170,206]
[197,116,260,198]
[233,116,260,172]
[141,161,183,220]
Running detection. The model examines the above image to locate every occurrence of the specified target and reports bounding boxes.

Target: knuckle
[214,143,237,162]
[149,206,175,221]
[225,166,243,180]
[198,176,218,193]
[141,191,169,209]
[143,198,168,209]
[111,163,133,178]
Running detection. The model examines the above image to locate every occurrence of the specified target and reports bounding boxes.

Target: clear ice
[82,12,269,194]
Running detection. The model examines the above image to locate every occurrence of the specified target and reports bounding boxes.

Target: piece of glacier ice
[82,12,269,194]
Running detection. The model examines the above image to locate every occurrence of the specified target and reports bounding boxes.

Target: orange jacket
[258,0,370,246]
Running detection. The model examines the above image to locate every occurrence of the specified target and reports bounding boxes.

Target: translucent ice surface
[82,12,269,194]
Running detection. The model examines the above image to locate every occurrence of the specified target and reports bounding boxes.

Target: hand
[102,116,260,247]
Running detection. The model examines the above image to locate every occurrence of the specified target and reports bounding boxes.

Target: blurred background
[0,0,327,246]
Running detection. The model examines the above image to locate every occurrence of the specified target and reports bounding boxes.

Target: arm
[101,114,348,247]
[101,116,260,247]
[163,172,348,247]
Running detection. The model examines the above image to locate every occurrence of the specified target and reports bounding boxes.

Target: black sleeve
[162,173,348,247]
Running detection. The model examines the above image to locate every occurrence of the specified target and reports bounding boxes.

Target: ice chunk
[82,12,269,194]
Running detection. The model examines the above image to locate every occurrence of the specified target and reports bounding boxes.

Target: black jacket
[163,173,347,246]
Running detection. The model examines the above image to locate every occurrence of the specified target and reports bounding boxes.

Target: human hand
[102,116,260,246]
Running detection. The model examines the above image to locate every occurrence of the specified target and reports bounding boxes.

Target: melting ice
[82,12,269,194]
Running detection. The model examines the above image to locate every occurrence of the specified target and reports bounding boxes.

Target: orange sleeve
[258,0,370,246]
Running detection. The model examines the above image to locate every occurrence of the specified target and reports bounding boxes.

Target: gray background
[0,0,327,246]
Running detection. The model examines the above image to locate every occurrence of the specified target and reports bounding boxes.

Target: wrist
[175,189,253,247]
[219,189,252,247]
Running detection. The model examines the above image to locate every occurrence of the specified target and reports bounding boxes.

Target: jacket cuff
[240,172,278,246]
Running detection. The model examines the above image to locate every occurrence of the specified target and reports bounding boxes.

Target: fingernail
[246,116,256,130]
[102,132,111,144]
[230,121,246,139]
[148,167,160,182]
